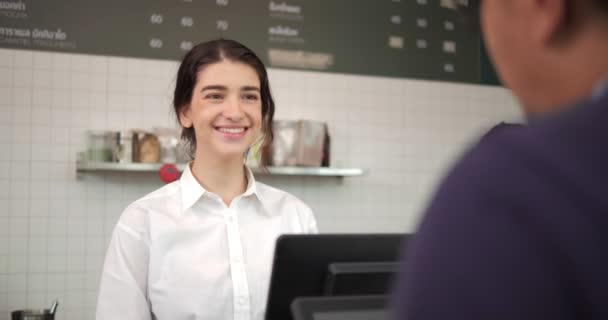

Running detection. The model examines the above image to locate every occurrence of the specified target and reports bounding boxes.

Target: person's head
[173,39,275,165]
[479,0,608,113]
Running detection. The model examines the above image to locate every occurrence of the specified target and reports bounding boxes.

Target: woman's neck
[190,151,248,207]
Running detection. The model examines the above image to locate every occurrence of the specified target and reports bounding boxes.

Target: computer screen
[264,234,408,320]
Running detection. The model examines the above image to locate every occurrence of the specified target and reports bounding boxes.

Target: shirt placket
[225,205,252,320]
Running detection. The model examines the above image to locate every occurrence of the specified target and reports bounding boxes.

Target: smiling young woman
[96,39,318,320]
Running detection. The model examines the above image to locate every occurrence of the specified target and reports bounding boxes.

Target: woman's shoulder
[116,181,182,230]
[254,181,312,213]
[131,180,182,209]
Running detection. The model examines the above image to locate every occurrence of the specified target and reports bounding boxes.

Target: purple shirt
[392,89,608,319]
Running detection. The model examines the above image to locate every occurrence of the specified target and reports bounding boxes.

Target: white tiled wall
[0,48,522,319]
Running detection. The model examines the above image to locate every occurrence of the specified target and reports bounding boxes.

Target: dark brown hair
[173,39,275,165]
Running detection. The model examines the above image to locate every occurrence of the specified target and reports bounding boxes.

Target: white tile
[13,88,32,106]
[52,71,70,90]
[8,255,27,273]
[90,56,108,74]
[28,236,47,258]
[46,274,66,292]
[10,143,30,161]
[90,72,108,93]
[46,255,67,273]
[27,254,47,273]
[70,72,90,91]
[67,218,86,237]
[30,125,51,143]
[126,76,144,95]
[14,51,32,68]
[47,235,68,255]
[8,215,28,235]
[107,74,128,93]
[70,54,90,72]
[48,196,68,217]
[0,88,12,106]
[0,255,6,273]
[88,111,107,130]
[11,125,31,143]
[0,181,8,199]
[32,88,53,107]
[50,145,70,162]
[0,49,14,67]
[67,254,85,272]
[108,57,128,75]
[29,198,49,217]
[13,68,33,87]
[29,218,49,237]
[52,53,70,70]
[0,126,10,143]
[89,92,107,110]
[33,69,52,88]
[0,274,6,292]
[85,217,104,237]
[33,52,52,69]
[26,292,47,308]
[7,274,27,293]
[50,108,71,127]
[107,93,126,111]
[83,289,98,308]
[51,127,70,145]
[9,162,28,181]
[12,106,31,124]
[0,67,12,87]
[66,273,85,291]
[70,91,89,108]
[49,163,69,182]
[0,162,8,180]
[107,111,125,130]
[85,240,104,261]
[7,291,26,311]
[0,237,7,255]
[30,143,51,161]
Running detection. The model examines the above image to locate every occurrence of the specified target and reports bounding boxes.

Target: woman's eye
[243,94,259,101]
[206,94,223,100]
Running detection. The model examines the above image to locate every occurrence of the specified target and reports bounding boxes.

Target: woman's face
[179,59,263,160]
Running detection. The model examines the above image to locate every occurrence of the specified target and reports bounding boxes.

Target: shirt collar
[180,163,259,211]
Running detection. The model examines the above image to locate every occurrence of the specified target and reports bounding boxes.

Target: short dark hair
[593,0,608,13]
[457,0,608,31]
[173,39,275,165]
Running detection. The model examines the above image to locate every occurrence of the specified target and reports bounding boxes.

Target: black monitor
[324,261,400,296]
[291,295,389,320]
[264,234,408,320]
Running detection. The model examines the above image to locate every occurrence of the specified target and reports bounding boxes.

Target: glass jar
[114,131,133,163]
[86,131,118,162]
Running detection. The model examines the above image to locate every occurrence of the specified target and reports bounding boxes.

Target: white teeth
[218,127,245,134]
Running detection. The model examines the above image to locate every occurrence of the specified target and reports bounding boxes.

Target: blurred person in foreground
[392,0,608,319]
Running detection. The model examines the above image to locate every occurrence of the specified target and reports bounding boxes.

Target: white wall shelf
[75,160,367,178]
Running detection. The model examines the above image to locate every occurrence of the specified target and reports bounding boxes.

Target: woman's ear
[179,105,193,128]
[533,0,568,46]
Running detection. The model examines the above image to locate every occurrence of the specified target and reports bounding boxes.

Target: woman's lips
[215,126,248,139]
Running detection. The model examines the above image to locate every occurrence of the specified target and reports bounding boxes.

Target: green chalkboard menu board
[0,0,499,84]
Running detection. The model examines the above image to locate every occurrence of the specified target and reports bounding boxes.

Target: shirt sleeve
[96,205,152,320]
[307,207,319,234]
[391,139,570,320]
[302,203,319,234]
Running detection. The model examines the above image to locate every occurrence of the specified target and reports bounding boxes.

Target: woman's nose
[222,97,244,120]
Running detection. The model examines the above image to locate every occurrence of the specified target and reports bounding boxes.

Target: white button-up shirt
[96,165,318,320]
